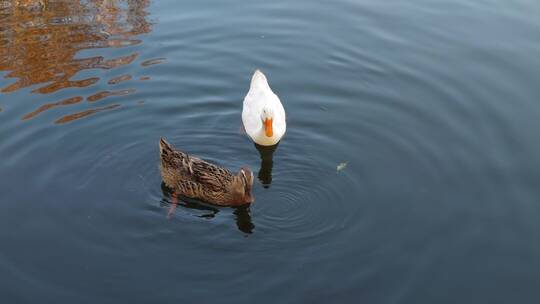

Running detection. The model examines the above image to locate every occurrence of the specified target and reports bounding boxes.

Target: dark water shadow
[254,143,279,188]
[160,182,254,234]
[232,205,255,234]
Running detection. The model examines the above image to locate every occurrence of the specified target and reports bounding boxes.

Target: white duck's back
[242,70,286,146]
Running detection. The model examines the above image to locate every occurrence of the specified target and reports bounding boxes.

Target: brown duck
[159,138,254,206]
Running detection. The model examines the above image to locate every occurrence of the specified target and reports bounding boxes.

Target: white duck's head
[261,105,275,138]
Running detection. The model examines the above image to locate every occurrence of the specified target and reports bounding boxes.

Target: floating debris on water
[337,162,348,173]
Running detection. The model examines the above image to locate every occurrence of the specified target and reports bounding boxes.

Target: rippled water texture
[1,0,540,303]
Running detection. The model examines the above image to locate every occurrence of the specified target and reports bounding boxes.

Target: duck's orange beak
[264,118,273,137]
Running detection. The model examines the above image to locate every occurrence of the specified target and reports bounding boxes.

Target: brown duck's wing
[190,158,235,191]
[176,180,221,203]
[176,180,203,198]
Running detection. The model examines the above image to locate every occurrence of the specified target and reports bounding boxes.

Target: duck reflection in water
[254,142,279,188]
[161,183,255,234]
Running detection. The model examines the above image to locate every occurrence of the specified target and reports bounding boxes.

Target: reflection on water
[233,205,255,234]
[21,95,83,120]
[108,74,132,85]
[140,57,165,67]
[254,143,279,188]
[55,103,120,124]
[0,0,151,93]
[87,88,135,102]
[0,0,157,123]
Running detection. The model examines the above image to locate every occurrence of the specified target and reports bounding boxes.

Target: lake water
[1,0,540,303]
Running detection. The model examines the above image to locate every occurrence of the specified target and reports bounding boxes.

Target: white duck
[242,70,286,146]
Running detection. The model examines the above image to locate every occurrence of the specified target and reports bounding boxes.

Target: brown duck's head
[230,167,255,205]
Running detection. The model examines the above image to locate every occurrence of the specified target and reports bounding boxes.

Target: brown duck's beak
[264,118,273,137]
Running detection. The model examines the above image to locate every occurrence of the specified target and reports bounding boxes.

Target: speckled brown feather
[159,138,254,206]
